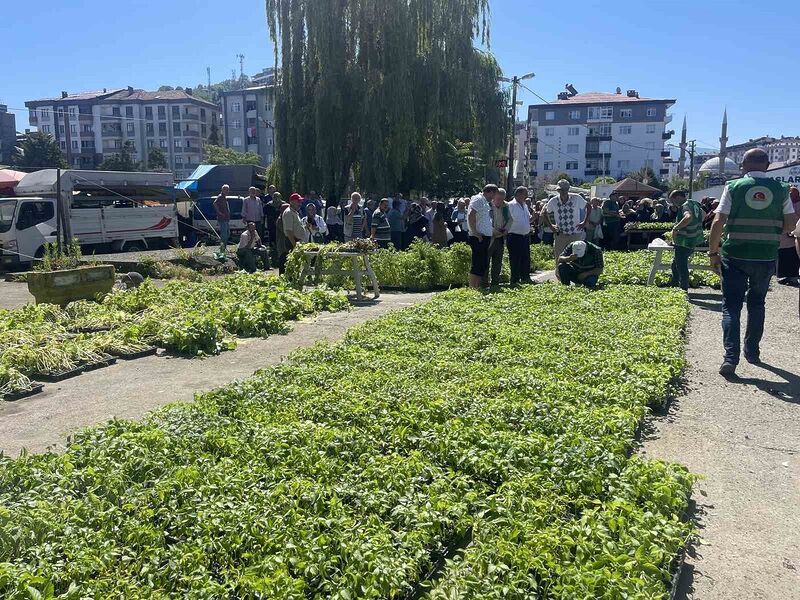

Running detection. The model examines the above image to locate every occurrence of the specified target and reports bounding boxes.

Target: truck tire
[123,241,147,253]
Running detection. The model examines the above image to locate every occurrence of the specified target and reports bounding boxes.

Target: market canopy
[0,169,26,192]
[611,177,662,197]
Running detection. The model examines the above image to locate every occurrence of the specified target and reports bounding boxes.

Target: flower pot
[26,265,115,306]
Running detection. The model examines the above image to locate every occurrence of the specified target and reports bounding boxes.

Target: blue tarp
[176,165,216,192]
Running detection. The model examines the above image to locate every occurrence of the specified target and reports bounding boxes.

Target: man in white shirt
[242,186,264,239]
[467,184,498,289]
[236,221,268,272]
[542,179,590,279]
[507,186,534,285]
[301,203,329,243]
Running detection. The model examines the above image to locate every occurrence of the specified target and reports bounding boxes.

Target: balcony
[183,129,201,137]
[79,111,93,120]
[659,168,670,175]
[584,169,607,177]
[585,151,604,158]
[660,150,671,158]
[185,146,202,154]
[662,131,673,140]
[29,116,38,124]
[101,128,123,137]
[182,112,200,121]
[585,135,612,142]
[665,113,673,124]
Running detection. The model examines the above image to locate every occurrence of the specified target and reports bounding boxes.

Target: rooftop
[26,88,217,108]
[532,91,675,106]
[26,89,123,104]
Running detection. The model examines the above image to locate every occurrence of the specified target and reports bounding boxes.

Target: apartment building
[0,105,16,165]
[220,85,276,167]
[25,87,219,179]
[727,135,800,167]
[526,88,676,183]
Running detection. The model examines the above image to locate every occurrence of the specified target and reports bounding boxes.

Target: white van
[0,169,180,269]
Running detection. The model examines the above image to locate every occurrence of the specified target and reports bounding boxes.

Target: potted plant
[26,239,115,306]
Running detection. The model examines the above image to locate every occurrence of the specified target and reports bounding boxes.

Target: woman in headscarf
[404,202,428,246]
[777,186,800,285]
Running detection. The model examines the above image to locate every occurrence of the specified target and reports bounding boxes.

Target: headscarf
[408,202,424,223]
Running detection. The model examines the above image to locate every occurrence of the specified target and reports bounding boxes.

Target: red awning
[0,169,26,192]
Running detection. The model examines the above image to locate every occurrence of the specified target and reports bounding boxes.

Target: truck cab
[0,197,57,269]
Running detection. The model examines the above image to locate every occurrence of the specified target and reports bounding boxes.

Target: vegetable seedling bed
[33,365,86,383]
[667,497,695,600]
[1,383,44,402]
[81,354,117,373]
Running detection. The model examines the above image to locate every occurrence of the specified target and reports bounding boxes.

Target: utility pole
[207,66,211,90]
[499,72,535,193]
[237,54,245,79]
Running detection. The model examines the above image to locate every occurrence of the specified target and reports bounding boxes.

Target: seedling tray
[81,354,117,373]
[34,365,85,382]
[68,326,111,334]
[2,383,44,402]
[115,346,158,360]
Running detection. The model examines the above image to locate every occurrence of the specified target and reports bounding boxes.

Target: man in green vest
[709,148,797,376]
[669,190,706,291]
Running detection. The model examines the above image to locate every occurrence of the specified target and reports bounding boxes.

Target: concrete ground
[0,281,34,309]
[642,283,800,600]
[0,291,433,456]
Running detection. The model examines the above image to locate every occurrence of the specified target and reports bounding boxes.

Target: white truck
[1,170,180,270]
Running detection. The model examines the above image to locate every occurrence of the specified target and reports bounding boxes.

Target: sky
[4,0,799,153]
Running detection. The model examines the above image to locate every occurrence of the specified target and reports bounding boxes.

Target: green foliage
[430,139,486,198]
[12,131,67,169]
[98,141,140,171]
[136,257,203,281]
[34,238,83,272]
[266,0,507,198]
[204,145,262,166]
[627,166,665,191]
[602,249,720,288]
[666,175,689,193]
[207,122,221,146]
[0,285,693,596]
[553,172,573,185]
[146,147,168,171]
[593,176,616,185]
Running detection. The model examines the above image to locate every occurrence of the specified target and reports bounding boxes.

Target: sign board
[495,159,508,168]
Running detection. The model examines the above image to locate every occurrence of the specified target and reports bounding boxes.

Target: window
[174,139,182,148]
[232,119,242,129]
[545,111,555,120]
[247,117,257,127]
[619,109,632,118]
[112,107,121,117]
[232,136,242,146]
[71,140,78,150]
[172,106,180,119]
[543,146,553,154]
[69,106,76,117]
[159,138,167,148]
[566,161,578,170]
[147,139,155,149]
[619,125,632,135]
[617,160,630,169]
[587,106,612,120]
[127,122,135,135]
[567,127,580,136]
[125,106,133,118]
[599,141,611,153]
[145,106,153,119]
[146,123,154,136]
[619,143,630,152]
[83,124,93,134]
[543,161,553,171]
[59,125,65,135]
[158,123,167,136]
[173,122,181,136]
[70,124,77,134]
[544,127,554,137]
[42,125,52,134]
[245,100,257,112]
[175,156,183,165]
[231,102,241,113]
[646,107,657,117]
[567,144,579,154]
[158,106,166,119]
[201,124,207,136]
[81,140,93,149]
[646,124,657,134]
[569,110,580,120]
[645,141,655,150]
[15,201,55,231]
[60,141,66,150]
[200,108,206,120]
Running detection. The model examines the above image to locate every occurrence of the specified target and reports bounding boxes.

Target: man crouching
[557,240,604,289]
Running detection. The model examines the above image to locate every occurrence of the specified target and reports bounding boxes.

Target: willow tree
[266,0,507,199]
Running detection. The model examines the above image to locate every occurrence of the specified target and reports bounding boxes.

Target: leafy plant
[34,238,84,272]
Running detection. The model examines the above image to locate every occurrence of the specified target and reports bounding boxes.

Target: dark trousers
[483,236,505,287]
[507,233,531,284]
[720,257,775,364]
[602,221,621,250]
[391,231,403,250]
[669,245,693,291]
[236,248,269,273]
[557,263,599,288]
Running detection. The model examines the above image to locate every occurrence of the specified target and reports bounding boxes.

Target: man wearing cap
[556,240,604,289]
[542,179,590,279]
[278,193,306,274]
[709,148,797,376]
[506,186,533,285]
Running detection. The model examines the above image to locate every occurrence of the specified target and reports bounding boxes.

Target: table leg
[351,256,363,300]
[298,256,310,291]
[363,254,380,299]
[647,249,661,286]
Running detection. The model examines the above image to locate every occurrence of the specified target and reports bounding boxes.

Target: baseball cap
[572,241,587,258]
[289,193,303,202]
[557,179,571,190]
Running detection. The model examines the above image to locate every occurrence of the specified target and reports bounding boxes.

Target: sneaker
[744,354,761,365]
[719,362,737,376]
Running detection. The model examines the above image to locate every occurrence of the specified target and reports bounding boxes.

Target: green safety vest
[673,199,705,248]
[721,176,787,260]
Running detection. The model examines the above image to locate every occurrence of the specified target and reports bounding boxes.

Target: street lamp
[500,72,535,193]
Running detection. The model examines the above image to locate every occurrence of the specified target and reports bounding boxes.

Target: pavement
[641,282,800,600]
[0,291,433,456]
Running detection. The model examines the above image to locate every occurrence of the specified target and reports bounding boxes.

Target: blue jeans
[557,263,598,289]
[720,257,775,365]
[670,245,693,291]
[218,220,230,251]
